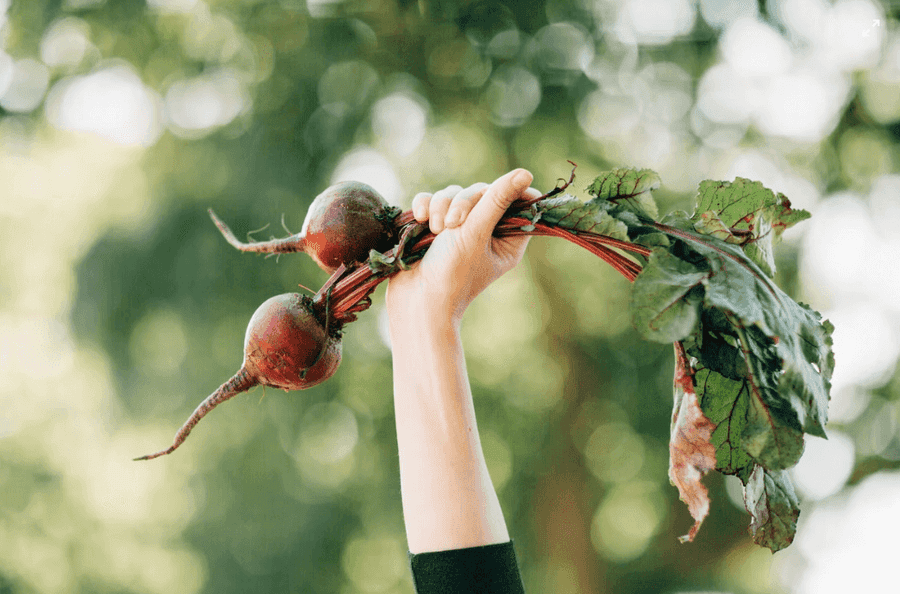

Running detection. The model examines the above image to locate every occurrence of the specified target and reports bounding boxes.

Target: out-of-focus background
[1,0,899,592]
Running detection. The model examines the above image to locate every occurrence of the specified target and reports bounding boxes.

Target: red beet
[135,293,341,460]
[209,181,399,274]
[300,181,398,273]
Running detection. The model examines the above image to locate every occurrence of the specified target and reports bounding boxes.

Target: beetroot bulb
[135,293,341,460]
[208,181,400,274]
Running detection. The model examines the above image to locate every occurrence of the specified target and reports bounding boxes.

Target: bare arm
[386,169,537,554]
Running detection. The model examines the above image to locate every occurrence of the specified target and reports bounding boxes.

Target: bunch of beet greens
[135,165,833,554]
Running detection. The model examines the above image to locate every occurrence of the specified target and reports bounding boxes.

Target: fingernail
[513,169,532,186]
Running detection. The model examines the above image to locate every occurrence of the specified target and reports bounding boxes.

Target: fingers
[466,169,533,240]
[412,192,431,223]
[410,170,534,237]
[445,183,488,229]
[427,185,462,234]
[411,183,489,234]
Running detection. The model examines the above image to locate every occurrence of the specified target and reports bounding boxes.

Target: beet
[135,293,341,460]
[242,292,341,388]
[209,181,399,275]
[300,181,397,273]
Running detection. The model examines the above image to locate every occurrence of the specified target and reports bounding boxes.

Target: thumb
[466,169,533,240]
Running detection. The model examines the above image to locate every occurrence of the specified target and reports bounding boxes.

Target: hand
[386,169,539,324]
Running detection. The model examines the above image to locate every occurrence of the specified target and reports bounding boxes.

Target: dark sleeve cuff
[409,540,525,593]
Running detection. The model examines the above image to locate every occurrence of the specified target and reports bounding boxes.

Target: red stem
[314,211,651,325]
[309,162,656,324]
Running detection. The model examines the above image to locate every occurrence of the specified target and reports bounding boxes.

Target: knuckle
[436,185,463,199]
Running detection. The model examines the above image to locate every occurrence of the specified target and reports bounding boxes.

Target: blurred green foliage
[2,1,900,593]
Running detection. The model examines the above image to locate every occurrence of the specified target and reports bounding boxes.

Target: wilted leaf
[669,344,718,543]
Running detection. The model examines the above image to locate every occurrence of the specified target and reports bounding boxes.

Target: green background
[1,1,899,593]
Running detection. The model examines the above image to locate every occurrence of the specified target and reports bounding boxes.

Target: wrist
[386,281,461,333]
[387,299,460,355]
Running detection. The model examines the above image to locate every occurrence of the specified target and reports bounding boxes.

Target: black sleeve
[408,540,525,593]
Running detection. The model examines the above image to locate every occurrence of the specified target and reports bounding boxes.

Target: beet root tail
[208,209,306,254]
[134,368,258,461]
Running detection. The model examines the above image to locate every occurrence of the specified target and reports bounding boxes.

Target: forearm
[389,303,509,554]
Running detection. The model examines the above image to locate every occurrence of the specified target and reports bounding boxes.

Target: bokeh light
[590,481,666,563]
[318,60,380,118]
[485,65,542,127]
[371,92,429,157]
[778,471,900,594]
[341,533,407,592]
[614,0,697,45]
[2,0,898,592]
[45,63,162,146]
[699,0,759,27]
[164,68,248,137]
[791,431,856,500]
[40,17,93,69]
[0,57,49,112]
[331,147,403,205]
[583,421,646,484]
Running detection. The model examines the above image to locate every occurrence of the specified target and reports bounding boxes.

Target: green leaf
[743,465,800,553]
[699,244,831,441]
[617,198,832,474]
[693,368,754,480]
[367,248,396,273]
[689,308,746,381]
[689,324,806,474]
[572,170,832,551]
[691,178,810,277]
[631,249,706,343]
[587,168,661,221]
[536,194,630,240]
[693,178,810,233]
[655,217,832,445]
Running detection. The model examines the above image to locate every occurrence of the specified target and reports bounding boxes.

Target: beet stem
[293,166,656,325]
[302,287,332,379]
[209,209,305,254]
[513,160,578,208]
[134,367,258,461]
[321,211,646,323]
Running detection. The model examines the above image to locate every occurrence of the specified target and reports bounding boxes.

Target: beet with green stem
[134,292,341,460]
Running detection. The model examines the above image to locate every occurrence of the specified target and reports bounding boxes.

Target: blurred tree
[2,1,899,593]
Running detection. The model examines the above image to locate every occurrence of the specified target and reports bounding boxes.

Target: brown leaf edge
[669,341,718,543]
